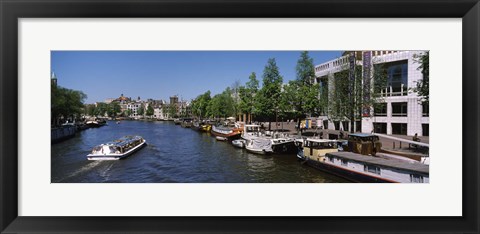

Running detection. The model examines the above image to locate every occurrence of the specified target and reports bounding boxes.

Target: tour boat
[87,135,146,160]
[232,139,246,148]
[298,138,429,183]
[210,125,242,140]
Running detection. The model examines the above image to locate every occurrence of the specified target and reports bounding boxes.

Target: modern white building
[314,51,429,136]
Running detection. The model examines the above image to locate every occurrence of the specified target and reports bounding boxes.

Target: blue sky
[51,51,342,104]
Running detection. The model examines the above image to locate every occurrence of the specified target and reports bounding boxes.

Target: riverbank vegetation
[51,83,87,126]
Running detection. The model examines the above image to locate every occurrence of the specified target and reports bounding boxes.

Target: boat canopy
[104,135,143,147]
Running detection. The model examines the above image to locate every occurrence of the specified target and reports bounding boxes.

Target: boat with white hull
[232,139,246,148]
[242,124,296,154]
[298,138,429,183]
[87,135,146,160]
[245,138,273,155]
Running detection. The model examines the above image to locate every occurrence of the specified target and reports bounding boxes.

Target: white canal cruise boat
[87,135,146,160]
[298,138,429,183]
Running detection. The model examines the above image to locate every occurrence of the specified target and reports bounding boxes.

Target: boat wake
[56,160,102,182]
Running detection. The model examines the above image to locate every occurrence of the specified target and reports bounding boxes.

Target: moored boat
[232,139,246,148]
[174,118,182,125]
[242,124,296,154]
[181,118,193,128]
[201,124,212,132]
[245,138,273,155]
[271,136,297,154]
[86,119,107,128]
[298,138,429,183]
[216,136,228,141]
[87,135,146,160]
[211,125,242,140]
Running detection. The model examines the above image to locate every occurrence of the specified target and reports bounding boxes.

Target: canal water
[51,121,348,183]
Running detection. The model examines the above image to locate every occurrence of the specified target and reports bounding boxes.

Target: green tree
[146,104,154,118]
[137,103,145,117]
[51,84,87,126]
[107,102,121,118]
[125,109,132,117]
[296,51,316,85]
[327,54,366,132]
[94,102,108,117]
[239,72,259,123]
[256,58,283,130]
[230,81,242,118]
[206,88,235,119]
[413,51,429,104]
[288,51,319,132]
[84,104,96,116]
[191,91,211,119]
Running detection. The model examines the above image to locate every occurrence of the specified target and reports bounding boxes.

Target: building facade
[314,51,429,136]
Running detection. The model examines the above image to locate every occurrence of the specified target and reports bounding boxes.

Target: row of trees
[190,51,429,132]
[190,52,325,130]
[63,51,428,128]
[51,84,87,126]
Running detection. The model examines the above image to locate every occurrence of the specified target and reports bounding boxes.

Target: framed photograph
[1,0,478,233]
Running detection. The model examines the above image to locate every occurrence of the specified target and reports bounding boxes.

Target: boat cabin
[91,135,144,155]
[302,139,339,162]
[242,124,263,138]
[347,133,382,156]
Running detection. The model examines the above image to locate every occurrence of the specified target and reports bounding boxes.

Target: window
[410,174,424,183]
[341,121,349,131]
[341,159,348,166]
[333,121,340,130]
[327,156,334,163]
[385,60,408,94]
[373,123,387,134]
[374,103,387,116]
[392,102,407,117]
[422,102,429,117]
[422,124,429,136]
[364,165,381,175]
[392,123,407,135]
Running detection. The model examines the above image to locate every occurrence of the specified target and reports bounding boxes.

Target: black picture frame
[1,0,478,233]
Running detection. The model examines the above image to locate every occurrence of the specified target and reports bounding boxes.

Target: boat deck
[326,151,429,174]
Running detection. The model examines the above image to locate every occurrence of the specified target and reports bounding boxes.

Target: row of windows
[373,102,429,117]
[373,123,429,136]
[326,156,425,183]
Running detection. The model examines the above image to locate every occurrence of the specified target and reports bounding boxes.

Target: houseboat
[210,124,242,140]
[298,138,429,183]
[87,135,146,160]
